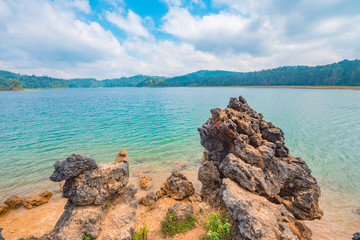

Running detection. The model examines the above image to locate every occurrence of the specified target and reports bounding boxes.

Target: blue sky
[0,0,359,79]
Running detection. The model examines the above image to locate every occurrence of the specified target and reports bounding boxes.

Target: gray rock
[156,170,195,200]
[0,228,4,240]
[198,96,323,239]
[353,232,360,240]
[167,202,194,222]
[38,154,138,240]
[222,178,312,240]
[50,154,97,182]
[198,96,322,221]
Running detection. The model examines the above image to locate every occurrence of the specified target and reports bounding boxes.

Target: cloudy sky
[0,0,359,79]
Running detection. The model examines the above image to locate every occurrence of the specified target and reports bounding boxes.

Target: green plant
[132,226,148,240]
[161,213,196,236]
[199,207,204,214]
[83,235,91,240]
[200,211,232,240]
[106,202,111,207]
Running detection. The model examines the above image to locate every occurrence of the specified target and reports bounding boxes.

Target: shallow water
[0,87,359,237]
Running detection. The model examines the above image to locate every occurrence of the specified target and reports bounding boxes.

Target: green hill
[0,59,359,90]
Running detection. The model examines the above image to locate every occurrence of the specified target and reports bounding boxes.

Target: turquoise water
[0,88,359,200]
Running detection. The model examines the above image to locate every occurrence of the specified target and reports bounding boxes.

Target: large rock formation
[198,96,323,239]
[40,154,137,240]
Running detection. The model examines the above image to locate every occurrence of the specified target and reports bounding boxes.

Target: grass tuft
[132,226,149,240]
[161,213,196,236]
[200,211,232,240]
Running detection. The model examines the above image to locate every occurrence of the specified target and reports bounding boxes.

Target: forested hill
[0,59,359,90]
[137,59,360,87]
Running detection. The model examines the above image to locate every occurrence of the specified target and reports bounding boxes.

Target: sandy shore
[0,164,359,240]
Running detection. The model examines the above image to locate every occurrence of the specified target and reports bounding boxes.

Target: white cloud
[106,10,151,38]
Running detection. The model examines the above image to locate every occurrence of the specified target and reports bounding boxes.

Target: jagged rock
[22,190,52,209]
[156,170,195,200]
[198,96,322,220]
[4,196,22,209]
[115,149,130,163]
[353,232,360,240]
[139,174,152,190]
[198,96,323,239]
[42,154,137,240]
[0,228,4,240]
[0,204,9,215]
[139,192,156,206]
[167,202,194,222]
[223,179,312,240]
[50,154,97,182]
[62,161,129,206]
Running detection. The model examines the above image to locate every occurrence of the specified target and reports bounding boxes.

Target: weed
[200,211,232,240]
[132,226,149,240]
[83,236,91,240]
[161,213,196,236]
[199,207,204,214]
[106,202,111,207]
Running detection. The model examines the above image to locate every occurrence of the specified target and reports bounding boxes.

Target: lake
[0,88,359,237]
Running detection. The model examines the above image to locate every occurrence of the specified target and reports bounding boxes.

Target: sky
[0,0,359,79]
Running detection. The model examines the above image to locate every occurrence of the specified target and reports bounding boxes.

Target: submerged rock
[198,96,323,239]
[4,196,22,209]
[22,191,52,209]
[167,202,194,222]
[156,170,195,200]
[38,154,137,240]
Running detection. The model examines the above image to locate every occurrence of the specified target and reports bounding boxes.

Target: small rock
[139,174,152,190]
[189,193,202,203]
[356,208,360,215]
[353,232,360,240]
[115,149,130,162]
[139,192,156,206]
[0,204,9,215]
[4,196,22,209]
[157,170,195,200]
[0,228,4,240]
[22,190,52,209]
[167,202,194,222]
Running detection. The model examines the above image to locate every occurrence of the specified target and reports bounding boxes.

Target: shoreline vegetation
[0,59,359,91]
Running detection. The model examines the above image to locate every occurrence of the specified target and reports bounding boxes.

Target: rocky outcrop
[41,154,137,240]
[4,196,22,209]
[156,170,195,200]
[167,202,194,222]
[198,96,323,239]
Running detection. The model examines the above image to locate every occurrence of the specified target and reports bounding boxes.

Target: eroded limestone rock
[22,190,52,209]
[139,192,156,206]
[38,154,137,240]
[0,228,4,240]
[156,170,195,200]
[223,178,312,240]
[0,204,9,216]
[115,149,130,163]
[4,196,22,209]
[198,96,323,239]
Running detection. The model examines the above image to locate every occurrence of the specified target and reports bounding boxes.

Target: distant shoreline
[1,85,360,91]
